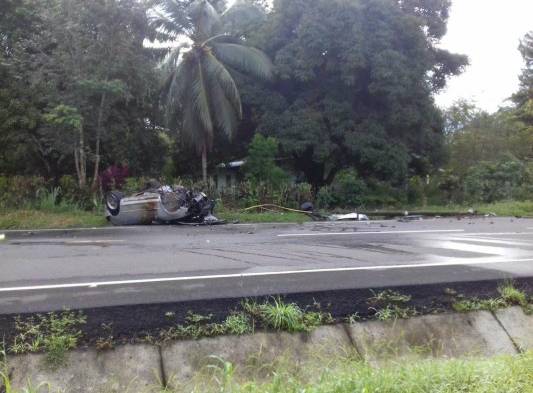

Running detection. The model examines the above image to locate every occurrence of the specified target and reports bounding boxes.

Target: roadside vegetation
[4,284,530,362]
[189,352,533,393]
[452,282,532,314]
[6,311,86,369]
[2,1,532,230]
[3,351,532,393]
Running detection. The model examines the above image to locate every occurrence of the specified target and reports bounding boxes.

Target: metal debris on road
[328,213,370,221]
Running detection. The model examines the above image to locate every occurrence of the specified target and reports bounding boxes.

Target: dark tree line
[2,0,499,198]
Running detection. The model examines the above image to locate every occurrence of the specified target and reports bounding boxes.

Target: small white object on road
[0,234,5,241]
[329,213,370,221]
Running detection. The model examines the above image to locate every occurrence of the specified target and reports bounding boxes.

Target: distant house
[214,160,246,191]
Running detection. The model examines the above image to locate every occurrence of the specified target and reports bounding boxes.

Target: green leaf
[212,43,273,80]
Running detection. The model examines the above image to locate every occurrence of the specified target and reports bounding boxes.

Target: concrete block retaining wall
[3,308,532,393]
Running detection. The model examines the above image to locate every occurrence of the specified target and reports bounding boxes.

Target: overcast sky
[435,0,533,112]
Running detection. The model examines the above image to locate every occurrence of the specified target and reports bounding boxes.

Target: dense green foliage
[0,0,165,186]
[154,0,273,181]
[1,0,531,212]
[244,134,288,187]
[238,0,466,190]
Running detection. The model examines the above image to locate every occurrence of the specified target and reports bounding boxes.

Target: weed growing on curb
[346,313,361,324]
[95,323,114,351]
[158,312,242,342]
[240,297,333,333]
[368,289,411,307]
[452,298,508,313]
[373,305,417,321]
[224,313,253,336]
[367,289,416,321]
[498,282,528,306]
[8,311,86,368]
[258,297,305,332]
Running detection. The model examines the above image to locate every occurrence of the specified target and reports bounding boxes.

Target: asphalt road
[1,217,533,314]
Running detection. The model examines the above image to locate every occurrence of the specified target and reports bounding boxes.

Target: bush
[317,169,367,209]
[244,134,289,188]
[464,158,529,203]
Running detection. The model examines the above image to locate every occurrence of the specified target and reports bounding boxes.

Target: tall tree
[235,0,467,190]
[513,31,533,126]
[153,0,273,182]
[0,0,164,185]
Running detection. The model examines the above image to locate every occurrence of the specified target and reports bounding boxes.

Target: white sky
[435,0,533,112]
[230,0,532,113]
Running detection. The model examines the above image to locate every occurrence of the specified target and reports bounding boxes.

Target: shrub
[464,158,529,203]
[244,134,289,188]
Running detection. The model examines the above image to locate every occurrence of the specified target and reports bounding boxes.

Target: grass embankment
[1,200,532,230]
[0,210,107,230]
[218,210,311,224]
[388,201,533,217]
[4,352,531,393]
[191,352,533,393]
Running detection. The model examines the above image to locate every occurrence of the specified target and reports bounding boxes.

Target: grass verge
[190,352,533,393]
[0,210,107,230]
[387,200,533,217]
[217,210,311,224]
[6,311,86,369]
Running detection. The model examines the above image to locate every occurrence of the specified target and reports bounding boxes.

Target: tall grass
[194,352,533,393]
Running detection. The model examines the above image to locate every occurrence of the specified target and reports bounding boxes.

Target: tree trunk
[76,124,87,189]
[92,91,107,190]
[202,144,208,183]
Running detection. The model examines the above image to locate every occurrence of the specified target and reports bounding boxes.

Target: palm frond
[190,59,214,143]
[182,94,205,153]
[209,78,239,140]
[148,8,185,40]
[211,43,273,80]
[189,0,222,40]
[203,51,242,118]
[162,55,194,122]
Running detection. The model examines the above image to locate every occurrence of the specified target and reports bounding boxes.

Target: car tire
[106,191,123,217]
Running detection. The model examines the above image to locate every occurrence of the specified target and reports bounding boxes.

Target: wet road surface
[1,217,533,313]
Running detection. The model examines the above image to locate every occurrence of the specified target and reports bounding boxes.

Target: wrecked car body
[105,183,220,226]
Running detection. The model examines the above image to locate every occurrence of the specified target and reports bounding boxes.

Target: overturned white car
[105,181,220,226]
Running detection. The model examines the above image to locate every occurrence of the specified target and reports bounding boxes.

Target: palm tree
[152,0,273,182]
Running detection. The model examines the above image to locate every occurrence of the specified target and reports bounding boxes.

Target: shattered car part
[105,185,222,226]
[328,212,369,221]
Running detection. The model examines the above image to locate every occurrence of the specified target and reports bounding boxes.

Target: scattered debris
[485,212,497,217]
[398,215,424,222]
[328,212,369,221]
[0,233,5,241]
[105,180,223,226]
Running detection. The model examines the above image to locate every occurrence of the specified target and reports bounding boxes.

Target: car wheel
[106,191,123,216]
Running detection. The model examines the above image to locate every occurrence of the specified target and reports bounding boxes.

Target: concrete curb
[493,306,533,352]
[4,310,529,393]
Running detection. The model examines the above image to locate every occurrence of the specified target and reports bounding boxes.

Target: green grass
[8,311,86,369]
[452,298,508,313]
[389,200,533,217]
[191,352,533,393]
[0,209,107,230]
[217,210,311,224]
[498,282,528,306]
[452,282,531,313]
